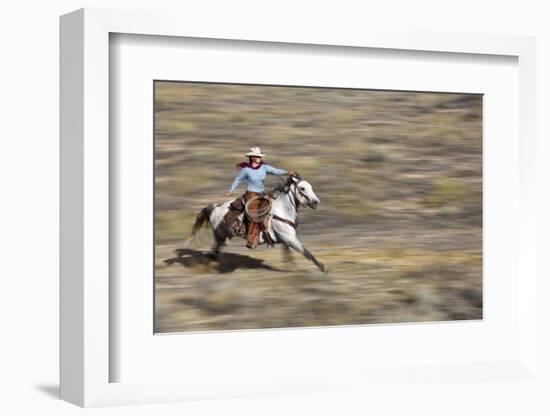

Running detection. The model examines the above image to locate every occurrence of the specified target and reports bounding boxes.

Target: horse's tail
[185,204,216,245]
[191,204,215,237]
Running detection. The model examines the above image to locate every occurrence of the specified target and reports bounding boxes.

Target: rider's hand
[288,170,298,177]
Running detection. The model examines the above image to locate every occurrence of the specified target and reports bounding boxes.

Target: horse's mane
[267,176,299,199]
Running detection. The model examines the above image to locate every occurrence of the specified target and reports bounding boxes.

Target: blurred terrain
[154,81,482,333]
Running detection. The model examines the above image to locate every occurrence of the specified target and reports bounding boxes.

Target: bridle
[270,177,313,229]
[276,175,310,211]
[288,179,312,212]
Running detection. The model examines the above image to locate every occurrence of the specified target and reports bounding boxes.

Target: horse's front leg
[285,237,327,275]
[282,244,296,269]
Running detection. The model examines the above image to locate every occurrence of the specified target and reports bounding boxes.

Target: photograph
[154,81,483,333]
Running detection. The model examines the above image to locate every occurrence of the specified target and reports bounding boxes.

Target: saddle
[243,195,275,249]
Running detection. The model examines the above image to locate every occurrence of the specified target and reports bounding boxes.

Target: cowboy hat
[245,147,265,157]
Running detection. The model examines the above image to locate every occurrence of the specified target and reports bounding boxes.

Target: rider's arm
[228,168,247,193]
[264,164,288,176]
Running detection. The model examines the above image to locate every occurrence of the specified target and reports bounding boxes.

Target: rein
[272,214,297,229]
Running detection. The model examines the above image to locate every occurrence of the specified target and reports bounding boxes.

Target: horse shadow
[164,248,284,274]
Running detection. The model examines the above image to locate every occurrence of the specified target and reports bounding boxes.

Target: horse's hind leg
[211,231,229,271]
[212,232,226,258]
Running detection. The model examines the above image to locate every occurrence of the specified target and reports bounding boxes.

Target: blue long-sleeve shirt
[229,164,288,193]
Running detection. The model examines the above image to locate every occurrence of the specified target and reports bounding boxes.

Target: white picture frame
[60,7,537,408]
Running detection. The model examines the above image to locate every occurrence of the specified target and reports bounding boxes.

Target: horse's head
[289,175,320,209]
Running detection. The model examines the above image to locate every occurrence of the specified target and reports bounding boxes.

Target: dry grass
[154,82,482,332]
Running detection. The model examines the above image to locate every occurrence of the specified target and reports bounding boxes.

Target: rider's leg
[243,192,262,247]
[222,194,246,234]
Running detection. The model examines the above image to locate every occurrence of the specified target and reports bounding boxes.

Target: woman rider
[223,147,295,246]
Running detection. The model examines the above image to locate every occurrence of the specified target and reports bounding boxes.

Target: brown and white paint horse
[188,175,327,273]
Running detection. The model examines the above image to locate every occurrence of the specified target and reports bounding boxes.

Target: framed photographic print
[60,8,538,408]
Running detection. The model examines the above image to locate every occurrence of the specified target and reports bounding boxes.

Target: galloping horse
[188,175,327,273]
